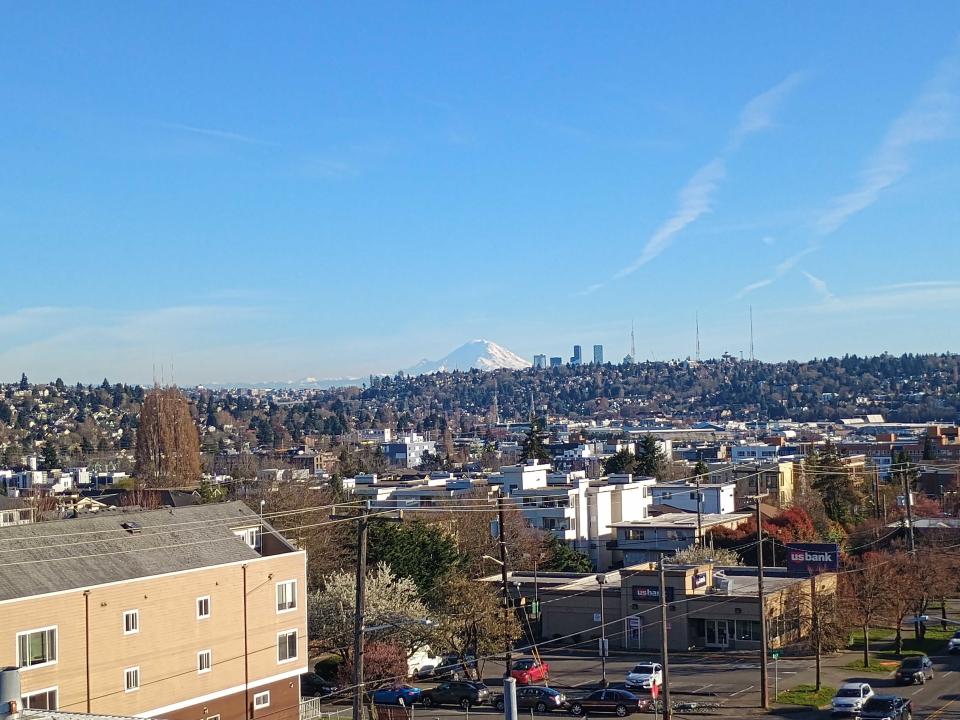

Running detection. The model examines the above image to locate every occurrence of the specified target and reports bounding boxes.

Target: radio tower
[695,313,701,362]
[631,320,637,361]
[749,306,755,362]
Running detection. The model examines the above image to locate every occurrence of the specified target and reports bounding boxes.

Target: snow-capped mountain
[405,339,531,375]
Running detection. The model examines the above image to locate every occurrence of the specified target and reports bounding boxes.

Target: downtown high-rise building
[533,354,547,369]
[571,345,582,365]
[593,344,604,364]
[549,356,562,367]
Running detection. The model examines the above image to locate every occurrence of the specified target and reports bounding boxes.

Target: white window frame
[206,715,220,720]
[253,691,270,709]
[276,580,297,614]
[22,686,58,711]
[197,595,211,620]
[123,609,139,635]
[124,666,140,693]
[16,625,58,670]
[197,649,212,674]
[277,629,298,664]
[234,527,260,549]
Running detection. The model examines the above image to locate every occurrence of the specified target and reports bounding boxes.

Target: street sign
[771,651,780,659]
[593,612,602,622]
[598,638,609,657]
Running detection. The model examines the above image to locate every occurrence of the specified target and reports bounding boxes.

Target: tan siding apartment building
[0,501,307,720]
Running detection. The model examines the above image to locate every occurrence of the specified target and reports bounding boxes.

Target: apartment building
[733,461,795,509]
[0,501,307,720]
[0,496,32,527]
[650,480,736,514]
[607,512,751,565]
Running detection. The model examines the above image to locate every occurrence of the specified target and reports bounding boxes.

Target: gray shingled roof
[0,495,28,510]
[0,501,264,602]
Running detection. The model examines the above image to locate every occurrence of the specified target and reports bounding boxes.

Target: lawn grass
[844,656,897,673]
[776,684,836,708]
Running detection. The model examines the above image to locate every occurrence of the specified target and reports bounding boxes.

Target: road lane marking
[730,685,754,697]
[691,684,714,693]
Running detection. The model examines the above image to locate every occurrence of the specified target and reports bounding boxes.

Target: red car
[511,658,549,685]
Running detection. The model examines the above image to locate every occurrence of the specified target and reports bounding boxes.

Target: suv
[859,695,912,720]
[569,689,646,717]
[511,657,550,685]
[831,682,874,715]
[493,686,568,713]
[421,681,490,710]
[896,655,934,685]
[625,663,663,690]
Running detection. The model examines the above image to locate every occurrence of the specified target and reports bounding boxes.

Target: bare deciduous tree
[134,387,201,487]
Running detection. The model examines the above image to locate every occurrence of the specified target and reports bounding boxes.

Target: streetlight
[596,573,608,687]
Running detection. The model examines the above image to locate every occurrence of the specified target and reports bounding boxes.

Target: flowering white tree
[308,561,431,661]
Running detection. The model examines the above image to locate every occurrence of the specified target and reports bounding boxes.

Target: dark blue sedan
[372,685,422,706]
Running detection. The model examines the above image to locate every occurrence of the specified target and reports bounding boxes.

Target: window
[124,666,140,692]
[253,691,270,709]
[277,630,298,663]
[123,610,139,635]
[197,650,212,674]
[23,688,58,710]
[276,580,297,613]
[735,620,762,642]
[197,596,211,619]
[17,627,57,669]
[234,528,260,549]
[206,715,220,720]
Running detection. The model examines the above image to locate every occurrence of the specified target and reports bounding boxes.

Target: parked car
[433,654,477,680]
[896,655,934,685]
[407,646,442,678]
[420,681,490,710]
[624,663,663,690]
[371,685,422,706]
[859,695,912,720]
[299,672,338,698]
[947,630,960,654]
[831,683,874,715]
[512,657,550,685]
[493,686,568,713]
[568,689,646,717]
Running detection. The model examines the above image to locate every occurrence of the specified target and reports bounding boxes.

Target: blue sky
[2,2,960,384]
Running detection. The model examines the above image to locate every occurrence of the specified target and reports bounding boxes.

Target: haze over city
[2,3,960,384]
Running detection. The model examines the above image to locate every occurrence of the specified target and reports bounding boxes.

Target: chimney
[0,667,22,720]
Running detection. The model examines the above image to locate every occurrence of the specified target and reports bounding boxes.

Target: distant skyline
[2,3,960,384]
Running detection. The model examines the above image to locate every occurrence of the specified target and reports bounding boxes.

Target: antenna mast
[695,312,701,362]
[631,320,637,360]
[749,306,755,362]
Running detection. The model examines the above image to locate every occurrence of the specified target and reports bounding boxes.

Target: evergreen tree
[692,459,710,480]
[635,434,666,478]
[809,442,863,525]
[540,534,593,572]
[520,419,550,463]
[42,443,60,469]
[603,449,638,475]
[19,373,28,391]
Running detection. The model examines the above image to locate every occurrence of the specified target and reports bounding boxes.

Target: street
[309,648,960,719]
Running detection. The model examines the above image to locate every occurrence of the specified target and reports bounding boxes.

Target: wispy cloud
[779,281,960,316]
[738,44,960,301]
[801,271,835,303]
[872,280,959,292]
[614,158,726,279]
[760,235,776,246]
[573,283,604,297]
[586,73,801,294]
[816,52,959,235]
[728,72,804,149]
[162,122,276,146]
[735,246,816,299]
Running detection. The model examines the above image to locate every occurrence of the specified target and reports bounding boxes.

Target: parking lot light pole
[597,573,608,687]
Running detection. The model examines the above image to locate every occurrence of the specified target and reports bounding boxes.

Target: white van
[407,646,442,678]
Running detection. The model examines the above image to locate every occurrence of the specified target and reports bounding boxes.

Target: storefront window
[736,620,762,641]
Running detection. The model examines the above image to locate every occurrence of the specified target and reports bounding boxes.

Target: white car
[947,630,960,654]
[625,663,663,690]
[831,682,874,715]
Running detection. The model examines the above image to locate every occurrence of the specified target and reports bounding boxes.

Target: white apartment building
[731,443,780,463]
[650,480,737,514]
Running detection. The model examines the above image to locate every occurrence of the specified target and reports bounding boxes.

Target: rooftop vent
[121,521,142,534]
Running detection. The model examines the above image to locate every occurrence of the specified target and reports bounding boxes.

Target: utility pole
[658,556,672,720]
[694,473,703,547]
[754,489,770,710]
[352,504,370,720]
[330,502,402,720]
[597,573,608,687]
[497,491,513,678]
[902,470,916,553]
